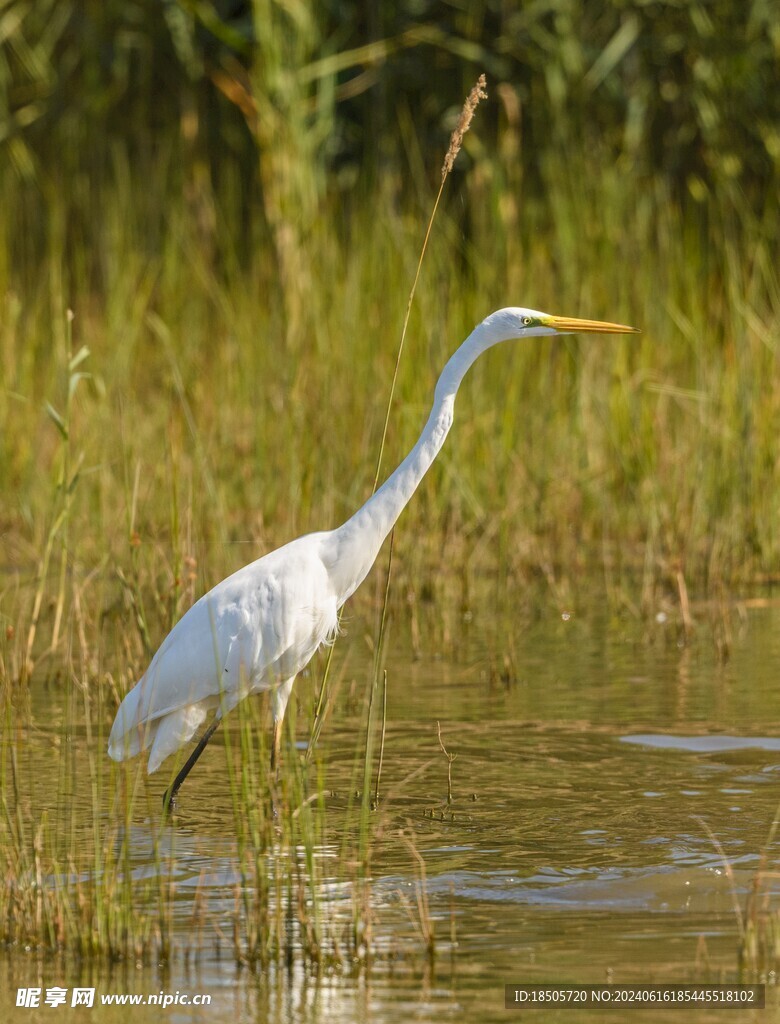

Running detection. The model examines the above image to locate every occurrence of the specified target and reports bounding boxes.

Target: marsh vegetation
[1,2,779,1018]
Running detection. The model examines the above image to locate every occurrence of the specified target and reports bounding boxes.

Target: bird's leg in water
[267,677,296,819]
[162,717,221,813]
[270,676,296,780]
[271,718,282,777]
[266,719,283,822]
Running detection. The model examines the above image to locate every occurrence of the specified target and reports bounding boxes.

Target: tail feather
[108,684,153,761]
[147,704,209,774]
[108,682,210,774]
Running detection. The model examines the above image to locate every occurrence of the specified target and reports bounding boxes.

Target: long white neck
[323,312,519,605]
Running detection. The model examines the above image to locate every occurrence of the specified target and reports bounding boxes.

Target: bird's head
[486,306,639,339]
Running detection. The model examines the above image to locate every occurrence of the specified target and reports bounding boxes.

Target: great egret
[108,307,637,808]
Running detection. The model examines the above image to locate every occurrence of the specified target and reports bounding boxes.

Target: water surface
[3,599,780,1022]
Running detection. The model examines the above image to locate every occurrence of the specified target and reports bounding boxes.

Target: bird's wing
[107,593,252,753]
[108,534,337,753]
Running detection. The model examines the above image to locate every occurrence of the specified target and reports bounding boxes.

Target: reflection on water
[623,734,780,753]
[3,602,780,1022]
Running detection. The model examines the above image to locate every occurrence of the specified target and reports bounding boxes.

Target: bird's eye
[522,316,532,326]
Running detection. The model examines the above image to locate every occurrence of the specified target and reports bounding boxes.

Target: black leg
[271,717,282,777]
[162,717,221,813]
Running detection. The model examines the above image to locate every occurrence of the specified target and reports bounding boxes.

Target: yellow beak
[544,315,639,334]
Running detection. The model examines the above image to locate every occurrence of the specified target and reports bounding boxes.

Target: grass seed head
[442,74,488,180]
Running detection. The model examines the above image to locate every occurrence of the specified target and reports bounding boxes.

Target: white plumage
[108,534,339,771]
[108,307,637,802]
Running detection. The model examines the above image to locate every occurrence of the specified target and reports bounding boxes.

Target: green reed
[1,52,778,966]
[3,169,777,691]
[0,656,410,967]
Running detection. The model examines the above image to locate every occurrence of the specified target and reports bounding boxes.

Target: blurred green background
[1,3,779,983]
[1,0,779,681]
[2,1,777,268]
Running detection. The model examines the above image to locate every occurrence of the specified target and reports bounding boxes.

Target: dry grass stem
[695,815,744,939]
[437,720,457,805]
[442,73,488,179]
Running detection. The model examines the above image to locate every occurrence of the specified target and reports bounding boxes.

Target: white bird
[108,307,637,807]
